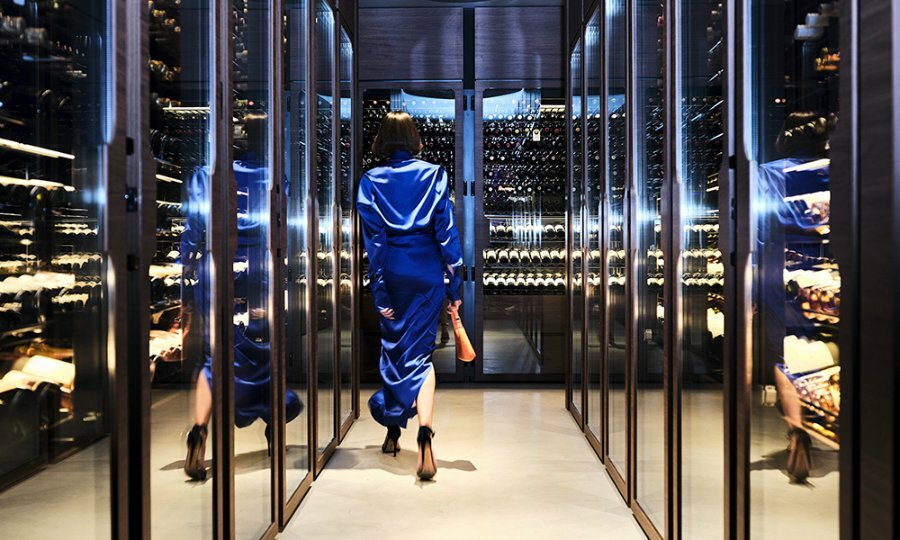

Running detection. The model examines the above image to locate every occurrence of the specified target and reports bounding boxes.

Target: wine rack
[0,0,108,485]
[482,100,566,296]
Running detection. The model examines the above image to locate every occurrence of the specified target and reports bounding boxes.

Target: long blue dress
[357,151,463,428]
[183,162,302,429]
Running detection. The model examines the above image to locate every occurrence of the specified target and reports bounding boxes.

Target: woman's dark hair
[775,111,836,158]
[372,111,423,159]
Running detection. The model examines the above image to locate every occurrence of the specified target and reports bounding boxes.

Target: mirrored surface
[584,12,603,442]
[569,40,584,418]
[283,0,311,498]
[231,1,275,536]
[634,0,665,529]
[679,1,725,537]
[0,1,112,537]
[749,1,840,537]
[338,28,353,427]
[144,0,216,536]
[605,0,628,474]
[315,0,336,456]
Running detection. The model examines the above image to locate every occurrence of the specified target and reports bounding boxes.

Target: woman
[357,111,463,481]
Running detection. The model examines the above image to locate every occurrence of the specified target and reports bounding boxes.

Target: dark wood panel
[339,0,356,37]
[857,1,897,538]
[474,7,564,81]
[567,0,582,49]
[358,8,464,81]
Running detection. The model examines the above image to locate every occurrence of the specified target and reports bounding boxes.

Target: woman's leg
[774,367,803,430]
[194,371,212,426]
[416,367,436,427]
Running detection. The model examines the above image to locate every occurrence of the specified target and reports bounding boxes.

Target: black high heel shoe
[382,425,401,457]
[416,426,436,481]
[184,424,208,480]
[786,427,811,483]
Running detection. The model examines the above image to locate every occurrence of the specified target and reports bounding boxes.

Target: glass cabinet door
[477,87,567,380]
[360,87,459,381]
[283,0,311,500]
[314,0,336,458]
[0,1,112,537]
[678,1,726,538]
[569,39,585,420]
[748,1,840,537]
[144,0,215,537]
[232,1,275,537]
[584,11,603,445]
[338,28,353,428]
[634,0,666,530]
[604,0,629,480]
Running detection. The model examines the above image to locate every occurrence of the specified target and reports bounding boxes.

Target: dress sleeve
[356,174,393,311]
[433,168,464,302]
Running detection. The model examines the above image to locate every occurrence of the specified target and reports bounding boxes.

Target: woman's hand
[447,300,462,314]
[379,307,395,320]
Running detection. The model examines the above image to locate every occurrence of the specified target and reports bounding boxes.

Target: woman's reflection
[183,113,302,480]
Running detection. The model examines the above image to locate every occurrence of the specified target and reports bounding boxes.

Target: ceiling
[359,0,563,8]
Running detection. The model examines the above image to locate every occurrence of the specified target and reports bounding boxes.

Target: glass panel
[338,28,353,426]
[480,88,566,377]
[635,0,665,529]
[679,1,726,538]
[0,1,111,536]
[748,1,840,537]
[232,1,274,537]
[144,0,215,536]
[569,40,584,416]
[283,0,311,497]
[584,12,603,441]
[605,0,628,473]
[360,88,457,379]
[315,0,335,455]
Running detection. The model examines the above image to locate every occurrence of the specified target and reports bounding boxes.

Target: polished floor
[280,388,644,540]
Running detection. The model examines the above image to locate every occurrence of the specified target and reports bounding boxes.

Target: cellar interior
[0,0,895,539]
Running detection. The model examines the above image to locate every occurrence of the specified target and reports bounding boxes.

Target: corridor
[280,389,644,539]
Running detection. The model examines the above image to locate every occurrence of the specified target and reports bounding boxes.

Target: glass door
[0,0,113,536]
[474,86,567,382]
[584,11,603,450]
[569,39,585,423]
[338,27,354,433]
[604,0,629,488]
[231,1,275,537]
[283,0,312,504]
[633,0,666,532]
[143,0,216,537]
[747,1,840,537]
[677,1,726,538]
[359,86,462,383]
[314,0,336,463]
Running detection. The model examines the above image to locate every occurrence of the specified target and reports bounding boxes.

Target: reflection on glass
[0,1,111,536]
[231,1,284,537]
[284,0,311,497]
[480,88,566,377]
[143,0,215,536]
[635,0,665,529]
[361,89,457,378]
[584,12,603,441]
[749,1,840,537]
[338,29,353,426]
[605,0,628,473]
[315,0,336,455]
[569,40,584,416]
[679,1,725,537]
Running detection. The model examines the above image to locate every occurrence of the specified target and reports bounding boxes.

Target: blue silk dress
[183,162,302,429]
[357,151,463,428]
